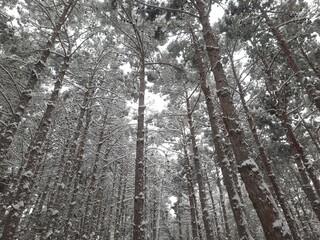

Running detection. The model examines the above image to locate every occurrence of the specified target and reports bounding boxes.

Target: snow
[12,201,24,210]
[51,209,59,216]
[47,101,55,107]
[45,230,53,238]
[221,158,229,163]
[240,158,259,172]
[272,219,290,237]
[22,170,33,177]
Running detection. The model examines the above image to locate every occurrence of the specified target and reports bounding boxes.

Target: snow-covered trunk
[191,30,252,240]
[293,194,318,239]
[133,54,146,240]
[103,164,119,240]
[155,178,163,240]
[262,58,320,221]
[181,142,200,240]
[193,1,292,239]
[26,176,51,240]
[40,139,70,240]
[0,0,77,167]
[257,4,320,111]
[62,106,92,238]
[119,173,128,239]
[299,46,320,81]
[230,53,302,240]
[177,193,183,240]
[204,170,223,240]
[185,95,215,240]
[79,110,108,236]
[216,171,231,240]
[0,55,71,240]
[114,161,127,240]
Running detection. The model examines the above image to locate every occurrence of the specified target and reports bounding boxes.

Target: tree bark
[182,142,200,240]
[204,170,223,240]
[193,0,292,239]
[230,52,302,240]
[191,29,253,240]
[0,0,77,166]
[185,94,215,240]
[0,55,71,240]
[257,4,320,111]
[261,57,320,221]
[133,57,146,240]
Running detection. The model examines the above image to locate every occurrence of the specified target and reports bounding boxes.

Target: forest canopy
[0,0,320,240]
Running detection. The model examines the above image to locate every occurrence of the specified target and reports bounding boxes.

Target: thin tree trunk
[204,170,223,240]
[62,106,92,238]
[185,94,215,240]
[114,161,127,240]
[193,1,292,239]
[216,171,232,240]
[177,192,184,240]
[79,110,108,237]
[182,142,200,240]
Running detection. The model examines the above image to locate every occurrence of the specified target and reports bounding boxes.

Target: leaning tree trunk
[230,53,302,240]
[260,57,320,221]
[0,0,77,166]
[79,109,108,236]
[191,29,253,240]
[185,94,217,240]
[0,54,71,240]
[62,106,92,239]
[204,170,223,240]
[257,3,320,111]
[193,1,292,239]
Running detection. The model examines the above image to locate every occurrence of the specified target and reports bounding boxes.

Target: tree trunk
[191,29,253,240]
[0,0,77,166]
[193,1,292,239]
[204,170,223,240]
[182,142,200,240]
[62,105,92,239]
[185,94,215,240]
[261,57,320,221]
[133,56,146,240]
[79,109,108,237]
[230,52,302,240]
[0,55,71,240]
[257,4,320,111]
